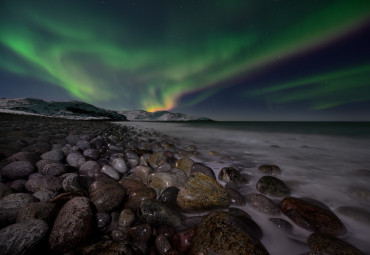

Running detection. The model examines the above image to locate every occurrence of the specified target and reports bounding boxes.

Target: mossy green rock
[176,172,230,212]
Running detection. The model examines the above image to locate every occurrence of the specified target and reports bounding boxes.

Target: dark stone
[156,234,172,255]
[172,227,196,254]
[280,197,346,235]
[62,173,83,192]
[139,199,182,227]
[128,223,152,254]
[36,159,67,176]
[49,196,94,253]
[41,149,65,162]
[256,176,290,197]
[96,212,111,229]
[79,239,133,255]
[66,152,86,169]
[226,187,246,206]
[1,161,35,180]
[0,182,12,199]
[0,219,49,255]
[190,211,269,255]
[159,186,180,205]
[9,179,27,192]
[245,193,280,216]
[79,160,101,177]
[190,162,216,179]
[147,151,168,169]
[268,218,293,232]
[33,190,57,202]
[25,175,63,193]
[308,233,365,255]
[119,177,147,194]
[118,208,135,230]
[218,167,244,183]
[89,177,126,212]
[124,187,157,211]
[258,165,281,175]
[83,149,100,160]
[0,193,38,228]
[16,202,56,224]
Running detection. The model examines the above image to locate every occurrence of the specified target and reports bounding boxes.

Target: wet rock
[89,177,126,212]
[175,158,194,176]
[337,206,370,225]
[79,160,101,177]
[0,219,49,255]
[0,193,38,228]
[280,197,346,235]
[41,149,65,162]
[111,229,127,242]
[33,190,58,202]
[66,152,86,168]
[147,151,168,169]
[3,151,39,165]
[62,173,83,192]
[256,176,290,197]
[124,187,157,211]
[128,224,152,254]
[96,212,111,229]
[0,182,13,198]
[226,187,246,206]
[308,233,365,255]
[101,164,120,180]
[49,196,94,253]
[148,169,187,191]
[77,140,92,151]
[37,159,67,176]
[347,188,370,202]
[218,167,244,183]
[119,178,147,194]
[139,199,182,227]
[246,193,280,216]
[25,175,62,193]
[190,211,269,255]
[118,208,135,230]
[83,149,100,160]
[258,165,281,175]
[173,227,196,254]
[190,162,216,179]
[131,165,153,184]
[159,186,180,205]
[176,171,230,212]
[112,157,128,174]
[228,207,263,239]
[268,218,293,232]
[158,225,176,239]
[228,207,252,219]
[156,234,172,255]
[9,179,27,192]
[16,202,56,224]
[79,239,133,255]
[1,161,35,180]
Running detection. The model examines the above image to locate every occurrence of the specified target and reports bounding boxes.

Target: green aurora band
[1,0,370,111]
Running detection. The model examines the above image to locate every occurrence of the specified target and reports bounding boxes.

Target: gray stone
[131,165,153,184]
[101,165,120,180]
[66,152,86,168]
[62,173,83,192]
[33,190,58,202]
[25,175,63,193]
[79,160,100,177]
[256,176,290,197]
[16,202,56,224]
[0,193,38,228]
[77,140,92,151]
[37,159,67,176]
[0,219,49,255]
[83,149,100,160]
[1,161,35,180]
[112,158,128,174]
[246,193,280,215]
[41,149,65,162]
[139,199,182,227]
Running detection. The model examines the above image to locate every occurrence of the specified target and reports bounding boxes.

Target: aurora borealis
[1,0,370,120]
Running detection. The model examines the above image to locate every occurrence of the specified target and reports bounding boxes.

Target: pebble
[89,177,126,212]
[0,219,49,255]
[190,211,269,255]
[124,187,157,211]
[1,161,35,180]
[112,157,128,174]
[76,140,92,151]
[256,176,290,197]
[190,162,216,179]
[147,151,168,169]
[0,182,13,199]
[62,173,83,192]
[139,199,182,227]
[156,234,172,255]
[79,160,101,177]
[66,152,86,168]
[245,193,280,216]
[0,193,39,228]
[218,167,244,183]
[16,202,56,224]
[175,158,195,176]
[119,177,147,194]
[131,165,153,184]
[49,196,94,253]
[148,169,187,191]
[176,171,230,212]
[173,227,196,254]
[308,233,365,255]
[25,175,63,193]
[118,208,135,230]
[83,148,100,160]
[33,190,58,202]
[96,212,111,229]
[226,187,246,205]
[280,197,346,235]
[159,186,180,205]
[258,164,281,175]
[41,149,65,162]
[101,164,120,180]
[9,179,27,192]
[36,159,67,176]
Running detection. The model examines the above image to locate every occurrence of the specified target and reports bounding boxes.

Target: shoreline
[0,113,368,254]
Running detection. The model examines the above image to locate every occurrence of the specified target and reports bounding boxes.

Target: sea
[118,121,370,255]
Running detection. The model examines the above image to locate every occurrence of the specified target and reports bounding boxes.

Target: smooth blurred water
[119,121,370,255]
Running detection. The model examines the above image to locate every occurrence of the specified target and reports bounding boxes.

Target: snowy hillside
[119,110,212,121]
[0,98,127,121]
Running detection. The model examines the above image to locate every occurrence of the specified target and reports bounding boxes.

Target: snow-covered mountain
[119,110,212,121]
[0,98,127,121]
[0,98,212,121]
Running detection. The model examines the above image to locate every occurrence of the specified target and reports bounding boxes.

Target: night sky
[1,0,370,121]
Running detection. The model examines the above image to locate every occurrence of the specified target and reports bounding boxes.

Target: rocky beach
[0,113,368,255]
